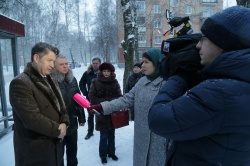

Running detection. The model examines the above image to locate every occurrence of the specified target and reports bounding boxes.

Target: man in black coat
[125,63,142,121]
[125,63,142,93]
[79,57,101,139]
[51,56,86,166]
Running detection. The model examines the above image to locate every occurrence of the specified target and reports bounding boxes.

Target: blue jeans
[99,129,115,158]
[61,130,78,166]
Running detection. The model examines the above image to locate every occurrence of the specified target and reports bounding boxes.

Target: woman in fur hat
[88,62,122,164]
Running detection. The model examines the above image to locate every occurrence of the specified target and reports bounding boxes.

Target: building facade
[116,0,223,66]
[0,14,25,136]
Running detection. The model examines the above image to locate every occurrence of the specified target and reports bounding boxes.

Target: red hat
[99,62,115,72]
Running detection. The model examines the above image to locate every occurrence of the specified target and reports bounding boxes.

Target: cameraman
[148,6,250,165]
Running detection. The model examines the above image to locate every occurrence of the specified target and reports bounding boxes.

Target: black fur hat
[99,62,115,72]
[133,63,141,68]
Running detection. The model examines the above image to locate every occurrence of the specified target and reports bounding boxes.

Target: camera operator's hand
[175,70,201,89]
[166,34,203,88]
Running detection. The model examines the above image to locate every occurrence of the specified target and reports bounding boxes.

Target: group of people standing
[9,5,250,166]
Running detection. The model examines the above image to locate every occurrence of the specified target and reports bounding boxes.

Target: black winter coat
[79,65,98,99]
[88,72,122,131]
[125,73,142,93]
[149,49,250,165]
[51,69,86,136]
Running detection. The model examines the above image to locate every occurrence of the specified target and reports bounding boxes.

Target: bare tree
[93,0,117,62]
[82,2,89,65]
[121,0,136,91]
[41,0,61,47]
[76,0,84,64]
[236,0,250,7]
[61,0,77,64]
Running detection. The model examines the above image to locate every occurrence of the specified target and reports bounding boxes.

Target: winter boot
[108,154,118,161]
[101,157,107,164]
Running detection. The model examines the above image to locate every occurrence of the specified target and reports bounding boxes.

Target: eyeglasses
[199,35,206,43]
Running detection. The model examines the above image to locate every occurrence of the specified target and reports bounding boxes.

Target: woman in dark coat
[88,62,122,164]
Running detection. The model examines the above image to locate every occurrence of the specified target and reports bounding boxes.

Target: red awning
[0,14,25,37]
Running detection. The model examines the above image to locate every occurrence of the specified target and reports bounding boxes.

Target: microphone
[73,93,100,116]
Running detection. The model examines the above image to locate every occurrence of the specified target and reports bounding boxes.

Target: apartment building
[116,0,223,66]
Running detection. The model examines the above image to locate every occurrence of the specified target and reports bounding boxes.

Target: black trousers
[61,130,78,166]
[99,129,115,158]
[87,112,94,134]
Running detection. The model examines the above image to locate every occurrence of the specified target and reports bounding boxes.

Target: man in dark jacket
[9,42,69,166]
[79,57,101,139]
[125,63,142,120]
[51,55,86,166]
[148,6,250,165]
[125,63,142,93]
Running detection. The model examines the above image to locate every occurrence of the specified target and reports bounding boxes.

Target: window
[136,1,145,11]
[185,5,192,14]
[137,17,145,26]
[202,7,213,17]
[154,20,161,28]
[155,36,162,44]
[138,51,143,58]
[154,5,161,13]
[170,0,178,7]
[138,32,146,43]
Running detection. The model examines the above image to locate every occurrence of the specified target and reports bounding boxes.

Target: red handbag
[111,109,129,129]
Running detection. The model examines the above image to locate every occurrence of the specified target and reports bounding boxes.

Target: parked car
[68,61,81,69]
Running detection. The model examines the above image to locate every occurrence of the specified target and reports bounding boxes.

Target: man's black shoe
[101,157,107,164]
[108,154,118,161]
[85,133,93,140]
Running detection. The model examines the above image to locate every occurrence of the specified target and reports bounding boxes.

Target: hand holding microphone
[73,93,103,115]
[87,104,103,114]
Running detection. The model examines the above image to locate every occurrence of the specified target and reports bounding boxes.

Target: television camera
[160,10,202,79]
[163,16,193,38]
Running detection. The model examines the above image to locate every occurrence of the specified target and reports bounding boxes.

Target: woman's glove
[87,104,103,115]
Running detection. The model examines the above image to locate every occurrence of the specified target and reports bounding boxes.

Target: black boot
[108,154,118,161]
[101,157,107,164]
[84,133,94,140]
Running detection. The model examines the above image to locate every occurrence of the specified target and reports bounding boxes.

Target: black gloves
[166,33,203,88]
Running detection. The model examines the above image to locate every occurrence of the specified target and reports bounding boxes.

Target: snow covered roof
[0,14,25,37]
